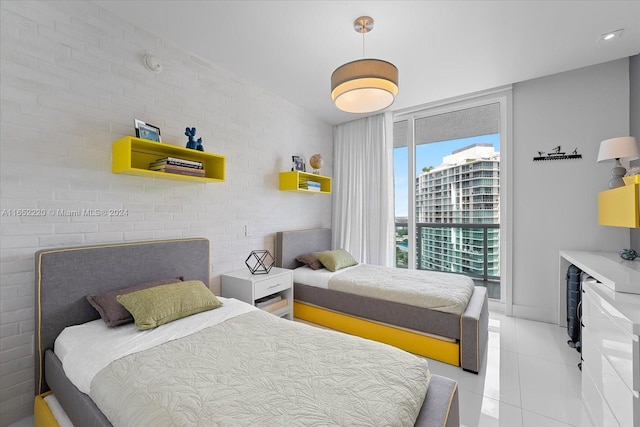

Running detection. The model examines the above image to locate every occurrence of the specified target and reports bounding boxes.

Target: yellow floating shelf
[279,171,331,194]
[112,136,225,182]
[598,183,639,228]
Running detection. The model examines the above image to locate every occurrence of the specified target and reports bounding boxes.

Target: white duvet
[56,297,431,427]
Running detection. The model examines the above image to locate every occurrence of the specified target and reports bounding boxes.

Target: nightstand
[221,267,293,320]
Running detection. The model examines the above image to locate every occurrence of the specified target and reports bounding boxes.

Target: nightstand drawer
[254,275,292,300]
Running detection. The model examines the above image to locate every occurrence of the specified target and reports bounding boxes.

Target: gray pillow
[296,253,323,270]
[87,277,183,327]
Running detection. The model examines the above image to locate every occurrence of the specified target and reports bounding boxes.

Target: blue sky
[394,134,500,217]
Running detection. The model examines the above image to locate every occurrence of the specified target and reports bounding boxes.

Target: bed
[275,228,489,373]
[34,238,460,427]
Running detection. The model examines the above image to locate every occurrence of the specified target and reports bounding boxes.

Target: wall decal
[533,146,582,161]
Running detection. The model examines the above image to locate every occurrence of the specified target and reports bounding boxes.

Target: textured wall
[0,1,332,424]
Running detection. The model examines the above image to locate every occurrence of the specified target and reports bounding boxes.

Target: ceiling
[92,1,640,126]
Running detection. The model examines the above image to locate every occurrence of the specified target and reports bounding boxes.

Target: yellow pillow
[315,249,358,272]
[117,280,222,330]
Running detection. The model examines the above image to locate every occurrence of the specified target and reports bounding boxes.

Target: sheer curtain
[332,113,394,267]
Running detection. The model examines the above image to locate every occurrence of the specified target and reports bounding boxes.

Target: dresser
[221,267,293,320]
[559,251,640,427]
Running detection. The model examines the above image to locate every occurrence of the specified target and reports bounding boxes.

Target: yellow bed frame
[294,301,460,366]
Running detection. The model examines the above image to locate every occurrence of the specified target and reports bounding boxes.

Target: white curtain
[332,113,395,267]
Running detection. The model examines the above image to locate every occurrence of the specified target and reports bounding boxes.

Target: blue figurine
[195,137,204,151]
[185,127,197,149]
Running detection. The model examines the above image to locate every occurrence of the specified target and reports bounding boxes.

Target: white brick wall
[0,1,333,424]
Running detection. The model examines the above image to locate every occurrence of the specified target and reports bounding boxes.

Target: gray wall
[511,58,630,322]
[630,55,639,250]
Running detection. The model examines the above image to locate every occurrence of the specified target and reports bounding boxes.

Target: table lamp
[597,136,640,188]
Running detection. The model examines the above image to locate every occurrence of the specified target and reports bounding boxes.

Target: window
[393,90,511,303]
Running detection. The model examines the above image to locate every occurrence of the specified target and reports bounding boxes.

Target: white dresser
[559,251,640,427]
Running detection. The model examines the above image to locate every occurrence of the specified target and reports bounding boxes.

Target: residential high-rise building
[415,143,500,278]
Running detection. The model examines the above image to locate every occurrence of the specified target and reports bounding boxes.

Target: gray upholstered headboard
[34,238,210,395]
[275,228,332,269]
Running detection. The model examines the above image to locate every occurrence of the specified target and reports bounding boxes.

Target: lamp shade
[597,136,640,162]
[331,59,399,113]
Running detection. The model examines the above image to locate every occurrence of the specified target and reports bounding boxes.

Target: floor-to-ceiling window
[393,90,511,304]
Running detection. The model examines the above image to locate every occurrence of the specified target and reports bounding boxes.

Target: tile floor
[9,311,591,427]
[427,311,588,427]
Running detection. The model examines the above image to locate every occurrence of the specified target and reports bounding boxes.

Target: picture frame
[134,119,162,142]
[292,155,306,172]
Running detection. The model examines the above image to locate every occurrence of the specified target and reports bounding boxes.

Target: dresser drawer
[254,274,292,300]
[584,287,637,393]
[582,364,622,427]
[583,332,636,427]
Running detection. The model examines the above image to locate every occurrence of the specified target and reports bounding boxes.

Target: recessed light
[600,29,624,41]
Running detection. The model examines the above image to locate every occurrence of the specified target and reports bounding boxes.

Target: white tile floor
[9,311,590,427]
[425,311,587,427]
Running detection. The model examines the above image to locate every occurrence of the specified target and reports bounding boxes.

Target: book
[307,181,321,191]
[155,166,206,177]
[150,164,206,175]
[255,294,282,308]
[150,157,203,169]
[261,298,288,313]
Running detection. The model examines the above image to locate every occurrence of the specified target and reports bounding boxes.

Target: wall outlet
[244,224,252,237]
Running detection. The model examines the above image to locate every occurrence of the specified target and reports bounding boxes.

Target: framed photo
[134,119,162,142]
[292,155,306,172]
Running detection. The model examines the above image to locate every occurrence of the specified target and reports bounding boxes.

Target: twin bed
[34,237,461,427]
[275,228,489,373]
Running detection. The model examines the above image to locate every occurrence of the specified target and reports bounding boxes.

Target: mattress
[294,264,475,316]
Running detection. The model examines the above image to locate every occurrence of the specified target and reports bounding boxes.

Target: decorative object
[619,248,637,261]
[245,250,274,275]
[533,146,581,161]
[597,136,640,189]
[143,54,163,73]
[292,155,305,172]
[309,154,323,174]
[331,16,398,114]
[134,119,161,142]
[184,127,204,151]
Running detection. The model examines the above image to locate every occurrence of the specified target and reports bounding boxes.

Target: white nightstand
[221,267,293,320]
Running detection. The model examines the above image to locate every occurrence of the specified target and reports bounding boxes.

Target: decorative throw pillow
[315,249,358,272]
[296,253,323,270]
[87,277,184,327]
[116,280,222,330]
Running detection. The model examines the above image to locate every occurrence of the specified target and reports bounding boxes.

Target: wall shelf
[279,171,331,194]
[597,183,639,228]
[112,136,225,182]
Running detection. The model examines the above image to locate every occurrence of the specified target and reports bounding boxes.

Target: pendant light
[331,16,399,114]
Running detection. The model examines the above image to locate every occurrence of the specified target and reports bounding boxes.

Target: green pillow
[315,249,358,272]
[117,280,222,330]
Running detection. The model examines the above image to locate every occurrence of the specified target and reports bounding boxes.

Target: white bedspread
[54,297,255,394]
[325,264,475,315]
[90,309,431,427]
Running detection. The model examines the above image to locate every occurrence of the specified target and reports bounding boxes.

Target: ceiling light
[600,29,624,42]
[331,16,399,114]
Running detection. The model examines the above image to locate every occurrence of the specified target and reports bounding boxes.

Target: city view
[394,135,501,298]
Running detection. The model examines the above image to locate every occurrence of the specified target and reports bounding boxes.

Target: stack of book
[149,157,205,177]
[255,294,289,313]
[298,177,321,191]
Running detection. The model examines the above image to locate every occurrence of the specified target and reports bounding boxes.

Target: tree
[422,166,434,173]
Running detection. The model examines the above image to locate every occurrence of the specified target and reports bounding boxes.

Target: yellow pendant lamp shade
[331,59,399,113]
[331,16,399,114]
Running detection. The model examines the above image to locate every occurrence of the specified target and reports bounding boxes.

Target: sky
[394,134,500,217]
